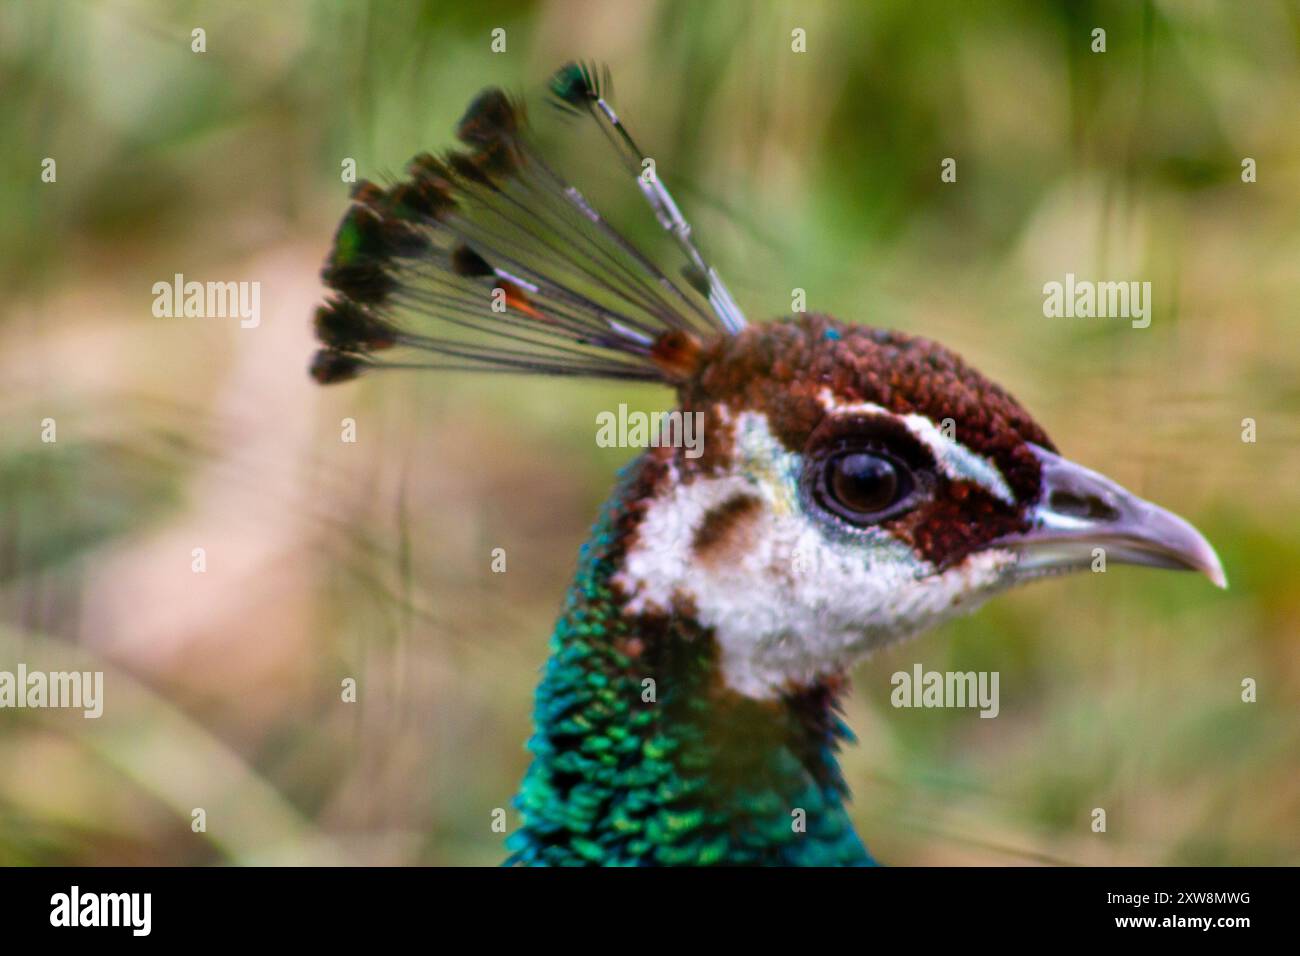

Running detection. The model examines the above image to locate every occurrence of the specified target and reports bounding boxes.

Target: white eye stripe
[815,391,1016,505]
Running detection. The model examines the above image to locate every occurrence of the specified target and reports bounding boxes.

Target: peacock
[309,64,1225,866]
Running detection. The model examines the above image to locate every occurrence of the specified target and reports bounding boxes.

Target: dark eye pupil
[829,452,899,515]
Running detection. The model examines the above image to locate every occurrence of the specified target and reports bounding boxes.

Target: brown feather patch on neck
[691,493,763,566]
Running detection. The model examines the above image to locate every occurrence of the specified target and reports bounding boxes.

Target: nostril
[1049,490,1120,522]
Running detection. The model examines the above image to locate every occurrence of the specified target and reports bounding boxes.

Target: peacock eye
[814,448,917,525]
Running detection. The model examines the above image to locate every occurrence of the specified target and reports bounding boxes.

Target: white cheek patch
[816,389,1015,505]
[613,411,1017,700]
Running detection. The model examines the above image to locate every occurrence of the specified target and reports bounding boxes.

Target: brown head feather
[675,313,1056,566]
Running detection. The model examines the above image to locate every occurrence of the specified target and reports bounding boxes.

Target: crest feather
[311,65,742,386]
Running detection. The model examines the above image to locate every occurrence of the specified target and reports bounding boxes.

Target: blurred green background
[1,0,1297,865]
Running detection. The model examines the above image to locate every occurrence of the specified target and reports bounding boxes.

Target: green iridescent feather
[506,456,875,866]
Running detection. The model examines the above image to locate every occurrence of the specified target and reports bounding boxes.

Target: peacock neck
[507,454,875,866]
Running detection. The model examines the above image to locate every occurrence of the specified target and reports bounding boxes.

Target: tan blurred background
[1,0,1297,865]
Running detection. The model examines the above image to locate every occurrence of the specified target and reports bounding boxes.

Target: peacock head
[308,65,1225,704]
[611,313,1225,700]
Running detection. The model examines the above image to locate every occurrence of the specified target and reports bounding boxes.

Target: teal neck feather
[507,455,875,866]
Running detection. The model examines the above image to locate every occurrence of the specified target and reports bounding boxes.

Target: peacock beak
[993,444,1227,588]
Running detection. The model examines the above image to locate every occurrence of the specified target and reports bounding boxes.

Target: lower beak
[993,444,1227,589]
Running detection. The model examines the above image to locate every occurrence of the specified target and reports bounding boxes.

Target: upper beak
[994,444,1227,588]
